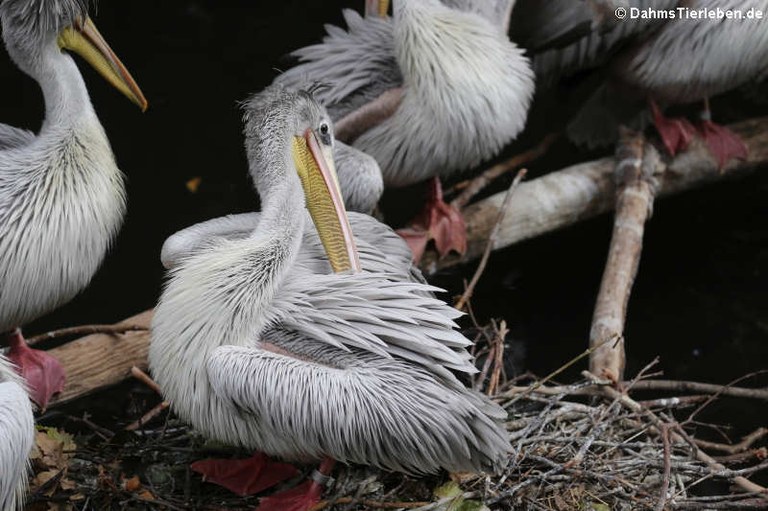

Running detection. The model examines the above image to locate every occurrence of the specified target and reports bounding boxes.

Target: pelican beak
[365,0,390,16]
[292,130,361,274]
[57,17,148,112]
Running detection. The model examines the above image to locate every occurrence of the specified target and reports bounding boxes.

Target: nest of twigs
[30,321,768,510]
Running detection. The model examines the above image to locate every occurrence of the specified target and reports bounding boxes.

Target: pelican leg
[695,98,748,170]
[257,457,336,511]
[190,451,299,497]
[649,99,695,157]
[396,176,467,262]
[5,328,65,410]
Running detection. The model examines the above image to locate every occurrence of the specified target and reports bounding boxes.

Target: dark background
[2,2,766,425]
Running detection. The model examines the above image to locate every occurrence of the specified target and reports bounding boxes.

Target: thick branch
[46,310,153,407]
[589,130,659,382]
[420,117,768,273]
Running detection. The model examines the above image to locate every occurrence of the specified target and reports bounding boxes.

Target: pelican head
[241,86,361,273]
[0,0,147,110]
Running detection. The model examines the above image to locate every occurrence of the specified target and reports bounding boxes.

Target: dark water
[2,1,767,432]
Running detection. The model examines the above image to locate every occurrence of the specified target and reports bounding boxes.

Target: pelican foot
[256,480,323,511]
[696,120,749,170]
[6,328,65,410]
[650,100,695,157]
[396,176,467,263]
[257,458,336,511]
[190,452,299,496]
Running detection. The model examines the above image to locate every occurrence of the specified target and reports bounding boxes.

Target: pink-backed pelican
[149,85,508,511]
[0,0,147,408]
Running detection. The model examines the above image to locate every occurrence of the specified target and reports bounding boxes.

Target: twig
[589,130,660,382]
[309,497,431,510]
[131,366,163,396]
[450,134,557,209]
[125,401,170,432]
[487,320,507,396]
[455,169,526,311]
[583,370,768,497]
[628,378,768,401]
[656,424,672,511]
[693,428,768,455]
[25,324,147,346]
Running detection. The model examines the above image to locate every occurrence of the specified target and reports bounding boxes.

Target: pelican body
[277,0,534,187]
[517,0,768,150]
[149,86,508,477]
[0,356,33,511]
[0,0,145,333]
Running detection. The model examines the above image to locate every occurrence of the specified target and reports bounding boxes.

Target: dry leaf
[186,176,202,193]
[122,474,142,492]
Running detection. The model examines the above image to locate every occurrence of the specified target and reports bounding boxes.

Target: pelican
[149,85,508,511]
[0,355,33,511]
[516,0,768,166]
[276,0,533,257]
[0,0,147,408]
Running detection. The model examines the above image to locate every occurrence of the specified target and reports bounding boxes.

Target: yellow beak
[57,17,148,112]
[292,131,361,274]
[365,0,390,16]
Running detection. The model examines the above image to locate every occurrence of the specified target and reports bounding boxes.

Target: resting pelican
[276,0,533,257]
[515,0,768,166]
[0,355,33,511]
[149,85,508,511]
[0,0,147,408]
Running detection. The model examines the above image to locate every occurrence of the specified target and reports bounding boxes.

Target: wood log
[420,117,768,274]
[47,310,153,407]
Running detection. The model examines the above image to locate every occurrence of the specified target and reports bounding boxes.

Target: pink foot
[650,100,695,157]
[696,120,748,170]
[6,329,65,409]
[257,458,335,511]
[396,177,467,262]
[257,480,323,511]
[191,452,299,496]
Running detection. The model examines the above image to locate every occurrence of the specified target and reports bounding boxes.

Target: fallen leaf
[122,474,142,492]
[186,176,203,193]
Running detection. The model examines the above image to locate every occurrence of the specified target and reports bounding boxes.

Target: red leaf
[191,452,299,497]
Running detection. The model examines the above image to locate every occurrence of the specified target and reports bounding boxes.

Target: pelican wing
[0,124,34,151]
[518,0,679,81]
[205,330,507,474]
[275,9,402,120]
[160,213,261,269]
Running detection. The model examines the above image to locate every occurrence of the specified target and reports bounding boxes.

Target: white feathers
[0,22,126,333]
[621,0,768,103]
[0,356,34,511]
[278,0,534,187]
[357,0,533,186]
[150,90,509,474]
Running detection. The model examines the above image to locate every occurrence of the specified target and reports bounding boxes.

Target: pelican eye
[318,122,332,145]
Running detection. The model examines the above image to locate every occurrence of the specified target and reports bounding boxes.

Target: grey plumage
[519,0,768,147]
[277,0,534,187]
[0,356,34,511]
[150,86,509,476]
[0,0,127,332]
